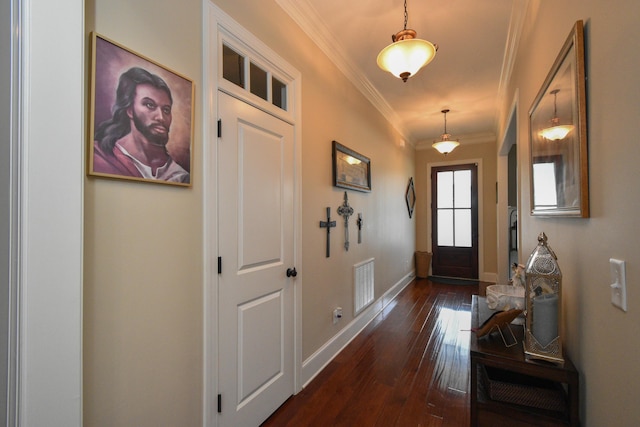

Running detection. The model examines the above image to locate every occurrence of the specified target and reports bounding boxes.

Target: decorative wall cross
[357,213,363,244]
[337,191,354,251]
[319,207,337,257]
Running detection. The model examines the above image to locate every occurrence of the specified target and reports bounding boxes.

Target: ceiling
[276,0,527,147]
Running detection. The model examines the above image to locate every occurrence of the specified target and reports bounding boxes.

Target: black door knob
[286,267,297,278]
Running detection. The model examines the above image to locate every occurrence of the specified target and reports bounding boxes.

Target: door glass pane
[250,62,268,101]
[454,170,471,208]
[455,209,472,247]
[272,77,287,110]
[437,209,454,246]
[533,163,558,207]
[437,171,453,208]
[222,45,245,88]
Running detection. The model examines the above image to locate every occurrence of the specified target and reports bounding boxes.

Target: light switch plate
[610,258,627,312]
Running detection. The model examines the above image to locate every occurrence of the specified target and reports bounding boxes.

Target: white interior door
[218,91,295,426]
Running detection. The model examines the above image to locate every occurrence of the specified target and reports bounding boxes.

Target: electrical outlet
[333,307,343,324]
[610,259,627,312]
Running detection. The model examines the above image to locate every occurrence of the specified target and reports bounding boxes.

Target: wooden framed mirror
[529,21,589,217]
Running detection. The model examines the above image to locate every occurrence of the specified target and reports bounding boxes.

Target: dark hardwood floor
[262,278,480,427]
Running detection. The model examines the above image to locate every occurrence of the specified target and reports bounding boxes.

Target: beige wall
[415,140,498,279]
[498,0,640,425]
[83,0,204,425]
[84,0,415,424]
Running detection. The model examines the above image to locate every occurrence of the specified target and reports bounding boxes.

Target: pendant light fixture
[376,0,437,82]
[539,89,574,141]
[432,109,460,155]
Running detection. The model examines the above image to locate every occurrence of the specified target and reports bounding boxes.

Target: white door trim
[10,0,84,424]
[203,3,303,426]
[497,91,520,285]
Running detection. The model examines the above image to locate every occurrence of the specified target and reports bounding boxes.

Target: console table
[470,295,579,426]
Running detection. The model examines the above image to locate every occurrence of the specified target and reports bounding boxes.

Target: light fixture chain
[404,0,408,30]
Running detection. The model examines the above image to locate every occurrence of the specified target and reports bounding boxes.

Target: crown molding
[495,0,529,129]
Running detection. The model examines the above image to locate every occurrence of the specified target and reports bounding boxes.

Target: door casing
[203,4,303,426]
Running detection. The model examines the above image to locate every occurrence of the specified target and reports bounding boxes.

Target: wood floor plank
[261,278,480,427]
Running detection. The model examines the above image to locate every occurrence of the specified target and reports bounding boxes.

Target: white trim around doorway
[203,3,303,426]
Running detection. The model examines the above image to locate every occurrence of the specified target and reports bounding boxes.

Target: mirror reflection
[529,21,588,217]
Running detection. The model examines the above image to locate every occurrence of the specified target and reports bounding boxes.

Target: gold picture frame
[529,21,588,217]
[88,33,195,187]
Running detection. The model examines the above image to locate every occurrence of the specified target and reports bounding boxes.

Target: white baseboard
[300,271,415,388]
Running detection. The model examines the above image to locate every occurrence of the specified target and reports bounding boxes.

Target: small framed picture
[406,177,416,218]
[332,140,371,192]
[88,32,194,186]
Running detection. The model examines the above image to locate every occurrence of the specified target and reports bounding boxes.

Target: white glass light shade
[432,137,460,155]
[377,38,437,82]
[539,124,574,141]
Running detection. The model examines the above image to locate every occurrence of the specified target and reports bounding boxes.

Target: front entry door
[431,163,479,279]
[218,91,295,426]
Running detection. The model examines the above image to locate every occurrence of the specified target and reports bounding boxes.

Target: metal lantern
[524,232,563,363]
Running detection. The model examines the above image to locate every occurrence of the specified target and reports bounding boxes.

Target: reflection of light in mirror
[533,163,558,208]
[540,89,574,140]
[539,123,574,140]
[345,155,361,165]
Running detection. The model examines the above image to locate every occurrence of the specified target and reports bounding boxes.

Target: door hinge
[217,394,222,413]
[217,119,222,138]
[218,257,222,274]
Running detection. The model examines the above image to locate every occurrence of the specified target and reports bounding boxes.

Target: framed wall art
[332,140,371,192]
[406,177,416,218]
[529,21,588,217]
[88,32,195,187]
